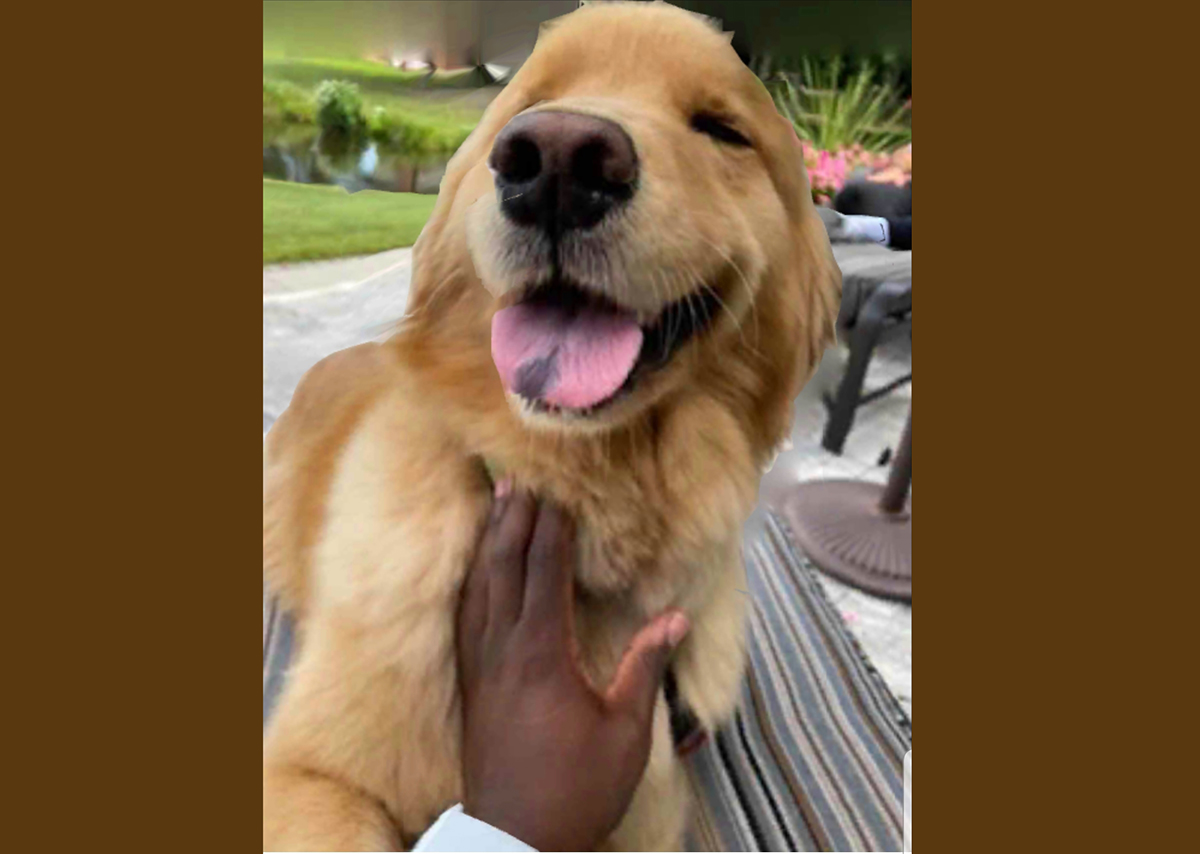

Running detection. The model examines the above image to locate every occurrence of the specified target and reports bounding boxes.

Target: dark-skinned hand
[456,480,690,852]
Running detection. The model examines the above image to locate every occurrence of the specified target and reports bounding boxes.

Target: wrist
[463,801,598,853]
[462,801,539,849]
[418,803,540,853]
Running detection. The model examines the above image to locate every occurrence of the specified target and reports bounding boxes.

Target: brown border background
[4,2,265,849]
[5,1,1168,851]
[909,2,1172,850]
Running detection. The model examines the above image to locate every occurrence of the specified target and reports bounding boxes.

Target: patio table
[781,402,913,602]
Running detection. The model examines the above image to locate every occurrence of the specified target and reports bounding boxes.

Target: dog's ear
[749,113,842,455]
[404,74,533,328]
[793,202,842,386]
[773,113,841,376]
[404,130,482,325]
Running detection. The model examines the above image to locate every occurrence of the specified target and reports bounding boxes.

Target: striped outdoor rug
[682,512,910,852]
[263,511,910,852]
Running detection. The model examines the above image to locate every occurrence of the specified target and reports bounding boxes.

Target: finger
[482,487,537,631]
[457,574,488,690]
[460,480,507,621]
[604,611,690,721]
[457,482,507,684]
[520,500,576,632]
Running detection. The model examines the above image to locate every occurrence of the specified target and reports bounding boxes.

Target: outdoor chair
[817,182,912,455]
[263,512,911,851]
[822,244,912,455]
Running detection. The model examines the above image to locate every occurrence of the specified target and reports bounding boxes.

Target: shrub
[262,78,314,124]
[314,80,366,136]
[429,123,473,156]
[367,106,472,161]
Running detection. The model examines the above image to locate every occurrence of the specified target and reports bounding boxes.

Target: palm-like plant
[756,56,911,153]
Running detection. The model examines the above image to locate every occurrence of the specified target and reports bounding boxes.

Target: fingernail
[666,613,690,648]
[490,481,511,521]
[494,476,512,498]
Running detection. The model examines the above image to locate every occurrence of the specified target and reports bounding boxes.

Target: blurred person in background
[827,143,911,250]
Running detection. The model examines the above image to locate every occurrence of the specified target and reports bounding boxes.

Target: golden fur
[263,2,840,850]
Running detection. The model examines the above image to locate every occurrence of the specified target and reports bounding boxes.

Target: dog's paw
[670,619,748,731]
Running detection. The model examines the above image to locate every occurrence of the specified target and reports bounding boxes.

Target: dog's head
[405,1,840,446]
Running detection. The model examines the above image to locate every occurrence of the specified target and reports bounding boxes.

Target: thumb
[604,611,690,720]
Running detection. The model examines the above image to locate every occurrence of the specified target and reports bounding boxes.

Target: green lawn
[262,179,438,265]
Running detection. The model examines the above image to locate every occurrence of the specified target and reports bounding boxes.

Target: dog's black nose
[489,110,637,233]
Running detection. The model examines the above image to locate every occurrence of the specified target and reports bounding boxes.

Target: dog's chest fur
[469,394,756,614]
[287,378,756,822]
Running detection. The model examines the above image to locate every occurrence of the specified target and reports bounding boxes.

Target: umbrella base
[780,479,912,602]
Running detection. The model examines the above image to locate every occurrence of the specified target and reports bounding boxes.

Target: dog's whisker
[681,260,738,336]
[671,230,762,361]
[666,268,690,356]
[685,290,700,345]
[693,286,715,338]
[644,264,665,325]
[695,235,761,349]
[672,254,750,355]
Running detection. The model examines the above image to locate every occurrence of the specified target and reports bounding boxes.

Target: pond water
[263,124,448,195]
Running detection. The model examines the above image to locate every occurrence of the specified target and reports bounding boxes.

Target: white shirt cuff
[842,215,890,246]
[412,803,539,852]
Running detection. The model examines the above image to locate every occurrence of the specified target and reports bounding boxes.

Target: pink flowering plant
[802,143,847,206]
[801,142,912,206]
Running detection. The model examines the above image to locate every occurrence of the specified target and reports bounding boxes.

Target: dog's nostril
[504,136,542,184]
[572,141,611,190]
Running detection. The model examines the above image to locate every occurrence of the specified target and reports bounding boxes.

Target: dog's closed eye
[690,113,752,148]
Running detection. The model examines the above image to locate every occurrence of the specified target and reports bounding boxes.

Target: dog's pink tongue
[492,302,643,409]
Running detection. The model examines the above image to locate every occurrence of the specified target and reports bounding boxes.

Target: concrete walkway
[263,248,413,433]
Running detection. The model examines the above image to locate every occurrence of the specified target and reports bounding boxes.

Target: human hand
[456,482,690,851]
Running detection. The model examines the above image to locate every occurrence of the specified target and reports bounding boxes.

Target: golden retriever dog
[263,1,840,849]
